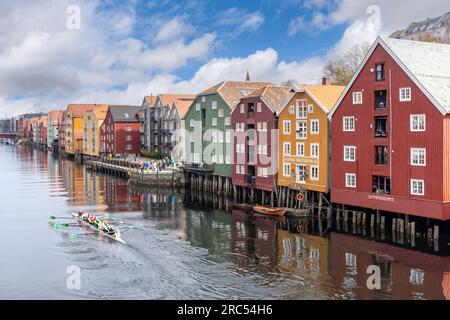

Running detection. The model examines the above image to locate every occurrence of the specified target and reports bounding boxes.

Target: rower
[93,218,101,229]
[81,211,89,221]
[88,215,96,225]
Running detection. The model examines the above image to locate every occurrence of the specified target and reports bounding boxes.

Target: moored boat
[227,201,253,211]
[252,205,286,217]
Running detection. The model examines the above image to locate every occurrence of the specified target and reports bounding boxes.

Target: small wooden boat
[227,202,253,211]
[252,205,286,217]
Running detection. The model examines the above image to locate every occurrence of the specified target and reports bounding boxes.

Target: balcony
[374,90,387,110]
[374,117,387,137]
[375,146,388,165]
[245,174,256,185]
[182,162,214,173]
[372,176,391,194]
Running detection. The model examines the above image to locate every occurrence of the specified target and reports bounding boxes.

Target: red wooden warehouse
[101,105,142,155]
[329,37,450,221]
[231,85,291,202]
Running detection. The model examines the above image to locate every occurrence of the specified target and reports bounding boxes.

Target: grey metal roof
[109,105,142,122]
[384,37,450,112]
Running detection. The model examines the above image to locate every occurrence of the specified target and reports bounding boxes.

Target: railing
[245,175,256,185]
[182,162,214,172]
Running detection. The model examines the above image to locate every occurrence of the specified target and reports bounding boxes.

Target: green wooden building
[184,80,271,181]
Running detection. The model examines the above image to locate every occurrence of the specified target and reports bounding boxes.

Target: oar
[50,216,74,220]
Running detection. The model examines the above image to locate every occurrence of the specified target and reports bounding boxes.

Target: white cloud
[154,16,195,43]
[0,0,216,117]
[287,16,305,36]
[217,8,265,35]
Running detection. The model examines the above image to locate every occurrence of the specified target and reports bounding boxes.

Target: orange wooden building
[277,81,344,205]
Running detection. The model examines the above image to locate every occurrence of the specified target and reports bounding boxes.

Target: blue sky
[0,0,449,117]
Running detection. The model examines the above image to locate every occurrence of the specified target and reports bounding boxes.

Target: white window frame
[296,120,307,140]
[225,155,231,164]
[410,148,426,166]
[218,109,224,117]
[343,116,355,132]
[308,104,314,113]
[296,142,305,156]
[345,173,356,188]
[240,104,244,113]
[410,179,424,196]
[256,103,262,112]
[352,91,363,104]
[212,101,217,109]
[195,103,201,111]
[288,105,295,114]
[310,165,319,181]
[344,146,356,162]
[126,144,132,151]
[225,117,231,125]
[283,142,291,156]
[310,119,319,135]
[310,143,319,158]
[225,131,231,143]
[296,164,307,184]
[410,114,425,132]
[400,87,412,102]
[283,163,291,177]
[212,118,217,126]
[283,120,291,134]
[296,99,308,119]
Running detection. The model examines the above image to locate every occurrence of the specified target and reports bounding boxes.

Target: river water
[0,144,449,299]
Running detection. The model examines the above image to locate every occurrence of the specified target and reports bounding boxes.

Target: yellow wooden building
[278,83,344,198]
[83,105,109,156]
[64,104,106,155]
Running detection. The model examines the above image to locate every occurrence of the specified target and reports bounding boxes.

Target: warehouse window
[410,179,424,196]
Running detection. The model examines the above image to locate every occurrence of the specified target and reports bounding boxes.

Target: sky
[0,0,449,117]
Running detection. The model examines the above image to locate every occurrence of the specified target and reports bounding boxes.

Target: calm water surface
[0,144,448,299]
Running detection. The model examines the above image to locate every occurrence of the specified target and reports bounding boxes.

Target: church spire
[245,70,250,81]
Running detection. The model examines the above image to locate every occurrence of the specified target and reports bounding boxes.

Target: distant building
[83,105,108,157]
[0,119,12,133]
[100,105,142,155]
[142,94,196,155]
[64,104,106,155]
[391,11,450,43]
[47,110,64,149]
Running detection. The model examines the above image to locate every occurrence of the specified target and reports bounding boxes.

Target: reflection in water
[0,144,449,299]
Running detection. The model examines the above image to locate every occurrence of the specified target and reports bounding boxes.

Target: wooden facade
[231,85,290,193]
[278,84,344,194]
[329,37,450,221]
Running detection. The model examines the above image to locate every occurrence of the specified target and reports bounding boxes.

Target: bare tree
[324,42,371,86]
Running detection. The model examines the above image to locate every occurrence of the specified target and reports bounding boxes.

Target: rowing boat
[70,212,127,245]
[252,205,286,217]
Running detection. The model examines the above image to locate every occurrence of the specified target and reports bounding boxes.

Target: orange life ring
[297,224,305,233]
[296,193,304,202]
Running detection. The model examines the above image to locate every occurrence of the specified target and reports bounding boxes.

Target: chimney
[322,77,332,85]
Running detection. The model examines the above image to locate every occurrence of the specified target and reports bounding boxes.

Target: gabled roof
[108,105,142,122]
[173,97,196,119]
[199,80,273,108]
[144,95,158,107]
[66,104,103,117]
[159,94,196,107]
[329,37,450,118]
[48,110,64,125]
[280,84,345,115]
[236,85,292,114]
[89,105,109,121]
